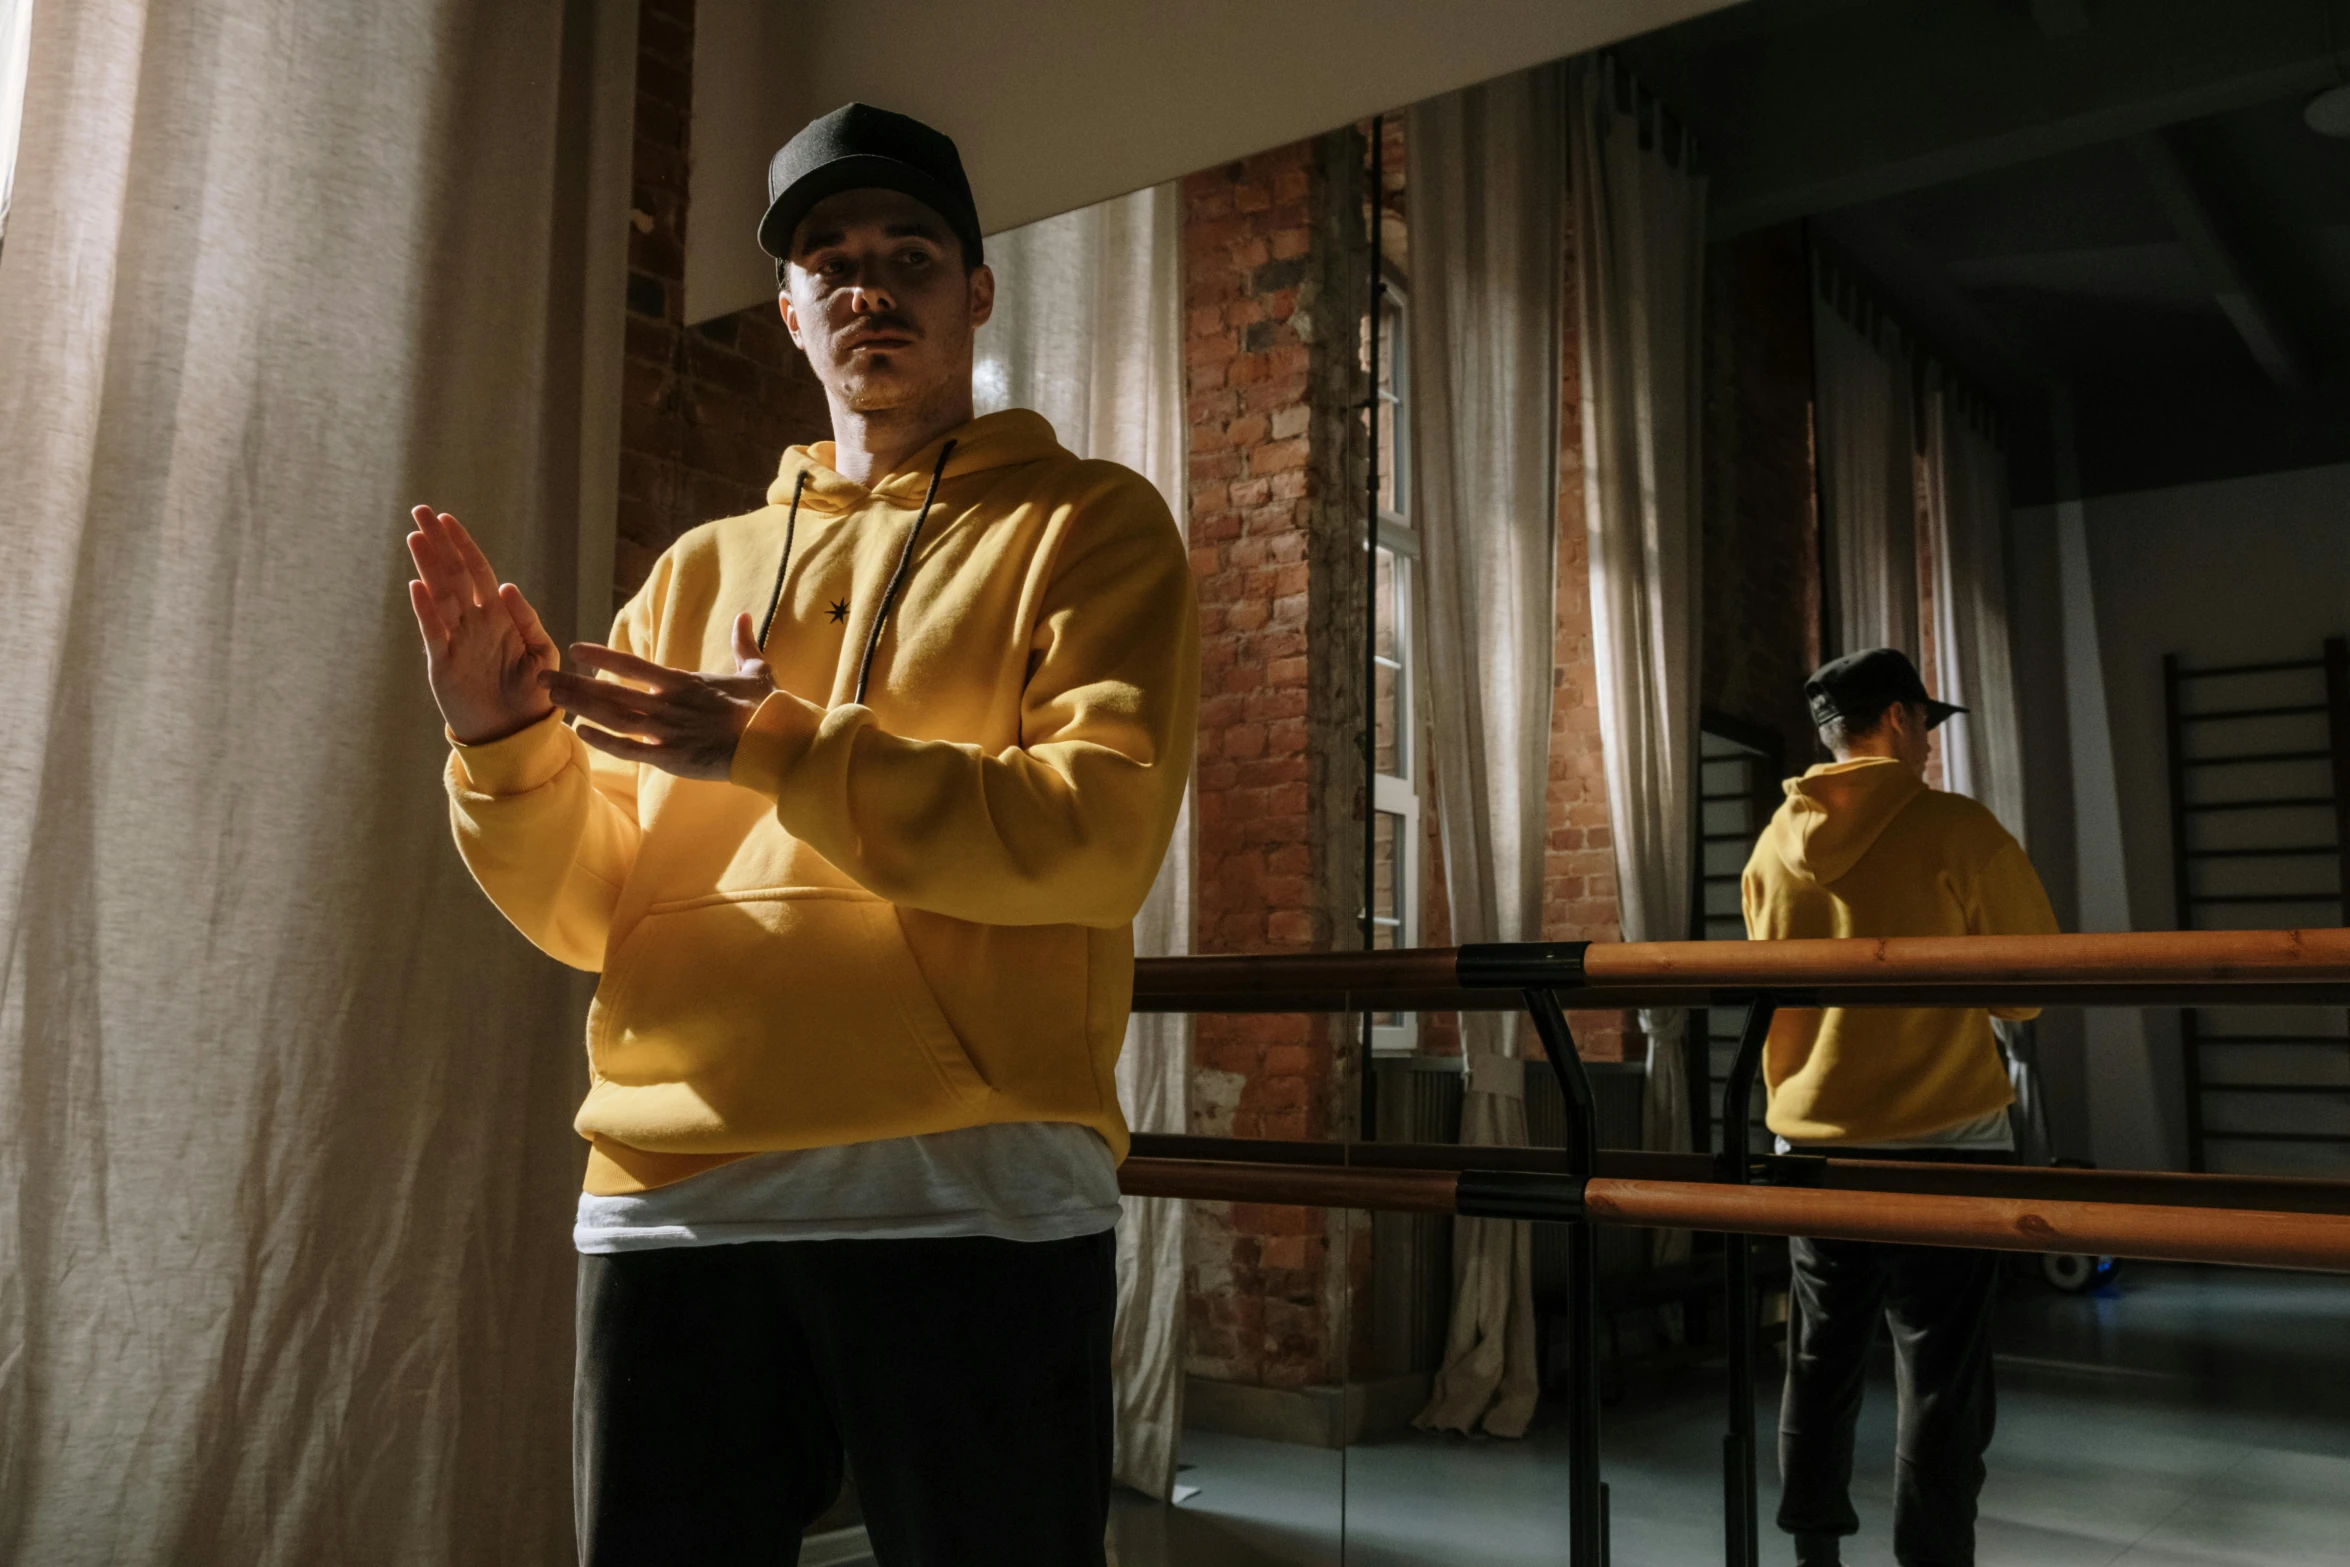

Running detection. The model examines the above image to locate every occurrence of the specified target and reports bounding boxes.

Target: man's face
[780,188,994,415]
[1891,700,1935,778]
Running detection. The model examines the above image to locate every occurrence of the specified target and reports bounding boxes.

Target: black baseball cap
[1806,648,1964,731]
[757,103,984,275]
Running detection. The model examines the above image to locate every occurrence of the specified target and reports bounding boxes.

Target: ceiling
[687,0,1739,324]
[1623,0,2350,501]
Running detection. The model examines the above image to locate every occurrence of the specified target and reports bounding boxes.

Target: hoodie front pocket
[586,889,991,1144]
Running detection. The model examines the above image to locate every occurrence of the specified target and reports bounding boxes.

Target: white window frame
[1370,284,1422,1057]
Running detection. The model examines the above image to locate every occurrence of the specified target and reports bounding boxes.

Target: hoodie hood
[1765,757,1927,885]
[767,408,1065,514]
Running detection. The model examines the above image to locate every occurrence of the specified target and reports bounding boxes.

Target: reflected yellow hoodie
[444,410,1198,1195]
[1741,757,2058,1145]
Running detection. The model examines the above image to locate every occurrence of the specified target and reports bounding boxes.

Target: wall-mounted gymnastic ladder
[1120,928,2350,1567]
[2163,638,2350,1173]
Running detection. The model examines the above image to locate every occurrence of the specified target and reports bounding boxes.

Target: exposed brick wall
[1698,223,1821,767]
[1182,131,1371,1391]
[1543,195,1630,1062]
[617,0,830,612]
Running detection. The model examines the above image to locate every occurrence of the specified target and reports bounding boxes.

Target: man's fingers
[501,584,558,661]
[435,511,503,602]
[408,580,452,652]
[542,670,668,730]
[406,526,477,611]
[570,641,694,692]
[731,615,779,688]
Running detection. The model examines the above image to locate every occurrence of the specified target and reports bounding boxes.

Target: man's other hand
[406,505,559,746]
[544,614,777,782]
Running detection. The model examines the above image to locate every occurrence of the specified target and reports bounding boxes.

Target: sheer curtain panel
[973,183,1192,1500]
[1813,259,1919,657]
[1405,62,1565,1441]
[0,1,635,1560]
[1920,368,2028,841]
[1570,61,1707,1225]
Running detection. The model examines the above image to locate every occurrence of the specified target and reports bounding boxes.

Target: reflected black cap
[757,103,984,275]
[1806,648,1964,731]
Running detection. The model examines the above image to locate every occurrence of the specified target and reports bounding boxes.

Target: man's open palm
[406,505,558,745]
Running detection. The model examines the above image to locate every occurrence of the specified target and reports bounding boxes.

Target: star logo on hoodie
[828,598,849,623]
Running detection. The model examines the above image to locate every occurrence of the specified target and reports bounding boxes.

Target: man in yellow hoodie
[403,105,1196,1567]
[1742,648,2057,1567]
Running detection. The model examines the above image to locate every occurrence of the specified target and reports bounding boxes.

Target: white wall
[2015,460,2350,1168]
[687,0,1739,322]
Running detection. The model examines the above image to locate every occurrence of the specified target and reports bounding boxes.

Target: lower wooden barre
[1131,1135,2350,1217]
[1585,1179,2350,1272]
[1798,1158,2350,1217]
[1127,1132,1711,1183]
[1118,1158,1460,1213]
[1117,1159,2350,1272]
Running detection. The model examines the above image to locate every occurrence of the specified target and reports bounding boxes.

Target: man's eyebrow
[795,219,949,258]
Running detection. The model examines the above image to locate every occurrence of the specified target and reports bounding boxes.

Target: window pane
[1364,299,1405,518]
[1374,547,1402,779]
[1372,808,1402,1025]
[1371,809,1402,950]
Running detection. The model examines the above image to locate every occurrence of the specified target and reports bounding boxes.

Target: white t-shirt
[1774,1105,2016,1158]
[573,1121,1123,1254]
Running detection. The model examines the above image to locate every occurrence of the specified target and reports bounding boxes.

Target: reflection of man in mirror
[1742,648,2058,1567]
[404,104,1197,1565]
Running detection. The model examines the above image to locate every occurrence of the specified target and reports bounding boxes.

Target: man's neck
[825,385,976,487]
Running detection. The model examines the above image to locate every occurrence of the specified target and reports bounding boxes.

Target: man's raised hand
[405,506,559,745]
[542,613,777,782]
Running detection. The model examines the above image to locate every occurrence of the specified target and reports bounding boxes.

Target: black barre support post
[1525,987,1609,1567]
[1720,998,1776,1567]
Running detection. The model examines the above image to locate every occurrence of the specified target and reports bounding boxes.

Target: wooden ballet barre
[1125,1134,2350,1217]
[1115,1157,2350,1273]
[1130,927,2350,1012]
[1127,1132,1715,1183]
[1781,1156,2350,1217]
[1127,927,2350,1567]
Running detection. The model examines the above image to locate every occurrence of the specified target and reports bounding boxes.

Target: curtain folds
[1920,368,2028,842]
[973,183,1192,1500]
[0,1,635,1561]
[1813,259,1919,658]
[1569,60,1707,1243]
[1405,62,1565,1442]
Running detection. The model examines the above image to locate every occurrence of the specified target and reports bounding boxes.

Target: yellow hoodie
[445,410,1199,1195]
[1741,757,2058,1145]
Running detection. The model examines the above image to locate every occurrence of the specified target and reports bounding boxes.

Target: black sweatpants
[575,1230,1115,1567]
[1776,1235,2000,1567]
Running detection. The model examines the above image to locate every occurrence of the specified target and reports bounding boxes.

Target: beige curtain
[973,183,1191,1501]
[1920,367,2028,841]
[1813,257,1919,657]
[0,2,634,1561]
[1570,62,1707,1253]
[1405,62,1564,1442]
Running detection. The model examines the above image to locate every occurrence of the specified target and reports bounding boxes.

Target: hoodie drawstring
[754,439,956,705]
[854,438,956,706]
[755,470,810,650]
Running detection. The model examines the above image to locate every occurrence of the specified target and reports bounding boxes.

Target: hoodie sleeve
[1969,838,2061,1020]
[729,478,1199,929]
[442,587,659,971]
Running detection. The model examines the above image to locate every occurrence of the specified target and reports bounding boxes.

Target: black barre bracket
[1456,1169,1588,1223]
[1456,941,1592,989]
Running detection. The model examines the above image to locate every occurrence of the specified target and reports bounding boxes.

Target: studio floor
[1107,1264,2350,1567]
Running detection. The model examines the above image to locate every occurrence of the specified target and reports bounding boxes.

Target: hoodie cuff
[447,711,574,796]
[730,690,824,800]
